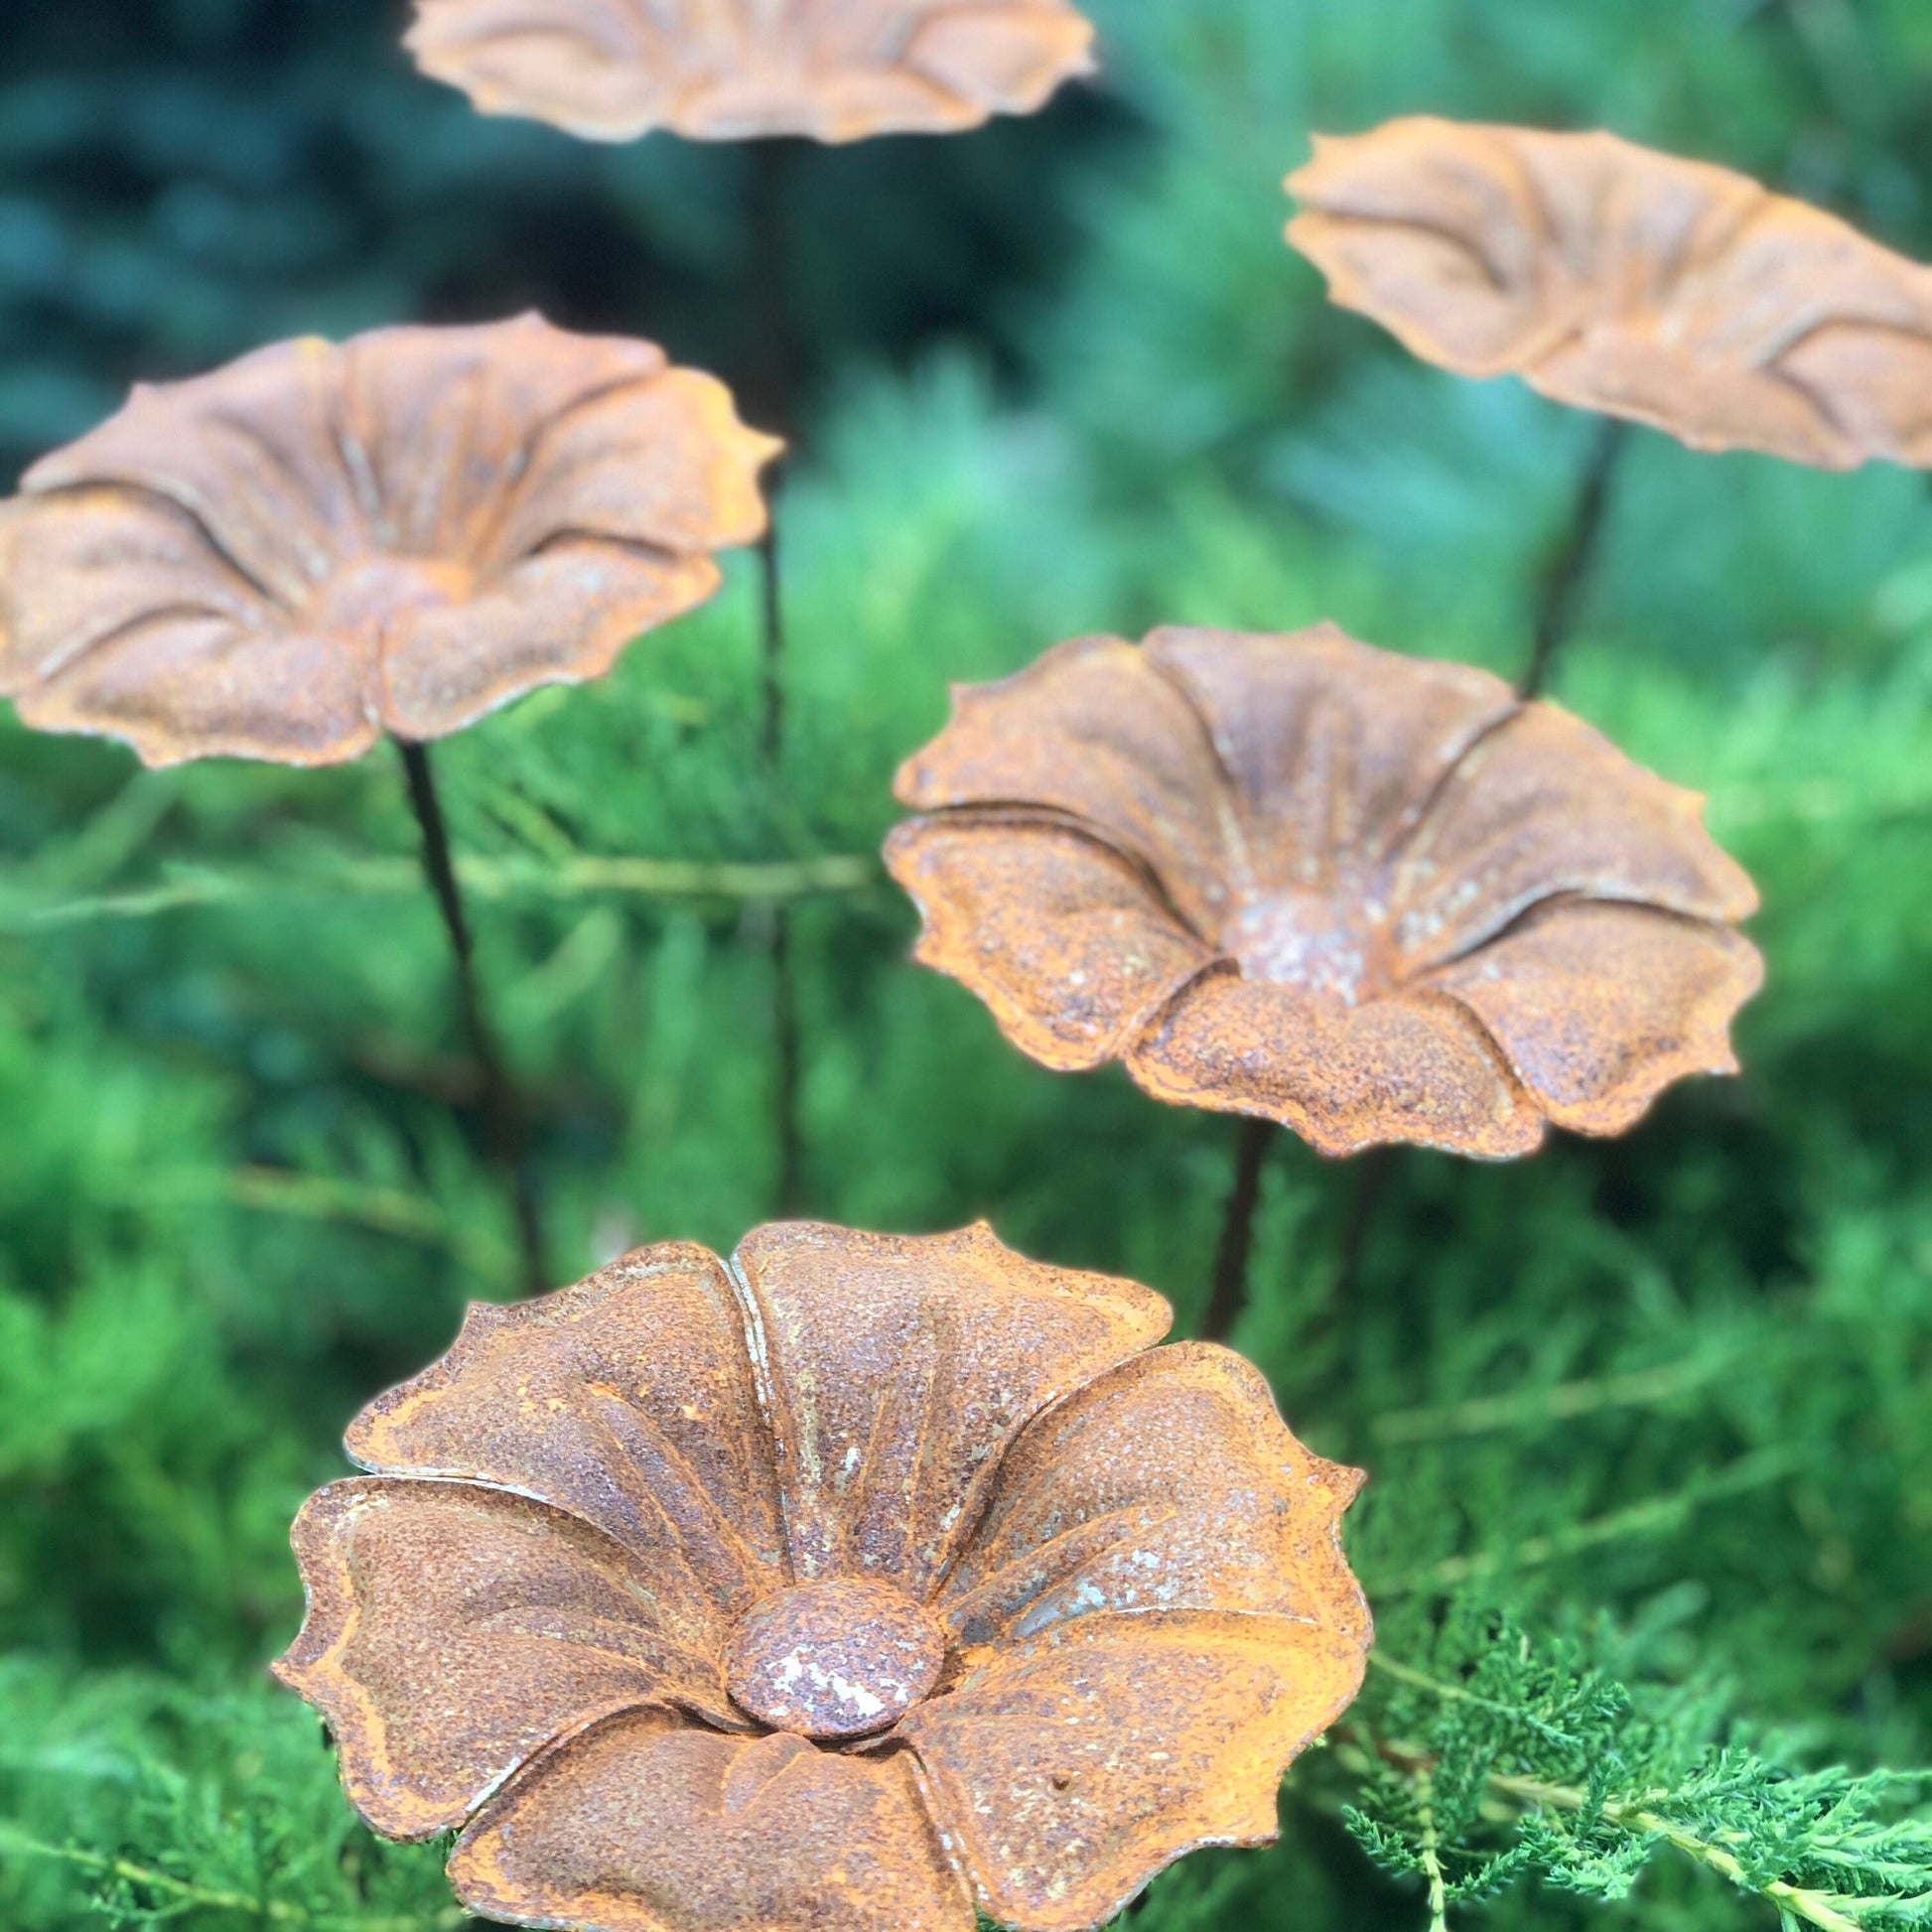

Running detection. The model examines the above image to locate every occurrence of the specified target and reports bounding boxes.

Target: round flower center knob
[725,1580,947,1740]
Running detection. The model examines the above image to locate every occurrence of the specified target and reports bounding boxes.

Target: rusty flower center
[303,555,476,643]
[724,1580,947,1741]
[1224,889,1383,1004]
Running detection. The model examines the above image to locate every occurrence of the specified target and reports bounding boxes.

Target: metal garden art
[276,1223,1368,1932]
[888,623,1761,1336]
[404,0,1098,144]
[402,0,1099,1212]
[1287,118,1932,473]
[9,22,1928,1932]
[0,315,777,1288]
[1287,117,1932,695]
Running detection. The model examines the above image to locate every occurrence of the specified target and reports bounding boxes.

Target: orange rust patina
[275,1222,1369,1932]
[886,625,1762,1158]
[0,315,778,767]
[1287,117,1932,470]
[405,0,1097,145]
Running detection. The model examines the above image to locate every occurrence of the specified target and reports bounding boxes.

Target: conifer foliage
[1,1,1929,1929]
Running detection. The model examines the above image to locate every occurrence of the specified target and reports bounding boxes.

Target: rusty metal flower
[405,0,1098,146]
[886,624,1762,1158]
[1287,116,1932,470]
[0,314,778,767]
[275,1221,1369,1932]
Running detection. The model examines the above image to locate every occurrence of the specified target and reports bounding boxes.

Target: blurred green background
[1,2,1930,1927]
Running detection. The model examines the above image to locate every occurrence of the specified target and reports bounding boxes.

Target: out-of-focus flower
[888,624,1761,1156]
[1287,116,1932,469]
[406,0,1097,145]
[0,314,776,766]
[276,1221,1369,1931]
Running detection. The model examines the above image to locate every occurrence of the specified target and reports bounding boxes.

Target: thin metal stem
[1332,1143,1397,1306]
[1202,1115,1274,1341]
[749,136,805,1215]
[758,468,803,1213]
[394,737,546,1292]
[1519,415,1628,700]
[758,507,786,767]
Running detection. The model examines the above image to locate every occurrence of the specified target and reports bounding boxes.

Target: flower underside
[405,0,1099,146]
[1287,116,1932,471]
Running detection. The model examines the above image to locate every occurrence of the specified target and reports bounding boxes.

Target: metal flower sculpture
[275,1221,1370,1932]
[0,313,776,1289]
[887,624,1762,1159]
[1286,116,1932,471]
[405,0,1098,145]
[0,313,777,767]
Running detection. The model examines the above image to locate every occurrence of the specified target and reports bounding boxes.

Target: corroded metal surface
[887,624,1762,1156]
[276,1221,1370,1931]
[405,0,1097,146]
[725,1579,946,1738]
[1287,117,1932,470]
[0,315,778,766]
[450,1711,972,1932]
[730,1220,1169,1594]
[905,1610,1368,1932]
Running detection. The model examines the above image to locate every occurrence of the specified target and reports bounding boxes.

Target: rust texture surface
[0,314,778,767]
[276,1221,1370,1931]
[1286,116,1932,469]
[886,624,1762,1157]
[405,0,1097,145]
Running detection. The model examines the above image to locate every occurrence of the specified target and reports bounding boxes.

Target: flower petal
[15,614,377,769]
[406,0,665,146]
[1126,971,1543,1157]
[940,1343,1363,1643]
[26,338,363,606]
[0,490,261,685]
[449,1711,973,1932]
[347,1244,785,1630]
[483,364,777,566]
[381,541,721,742]
[729,1222,1171,1597]
[884,812,1213,1072]
[1389,701,1758,973]
[0,490,377,767]
[904,1609,1368,1931]
[894,634,1238,934]
[1144,623,1519,896]
[1425,897,1764,1136]
[699,65,973,145]
[273,1479,731,1841]
[905,8,1098,115]
[334,315,668,560]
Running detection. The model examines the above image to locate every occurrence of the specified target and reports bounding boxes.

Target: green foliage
[0,1660,460,1930]
[3,1,1932,1929]
[1343,1612,1932,1929]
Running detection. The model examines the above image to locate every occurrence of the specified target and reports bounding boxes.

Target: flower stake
[1287,118,1932,692]
[0,315,776,1289]
[887,623,1761,1337]
[402,0,1098,1214]
[275,1220,1369,1931]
